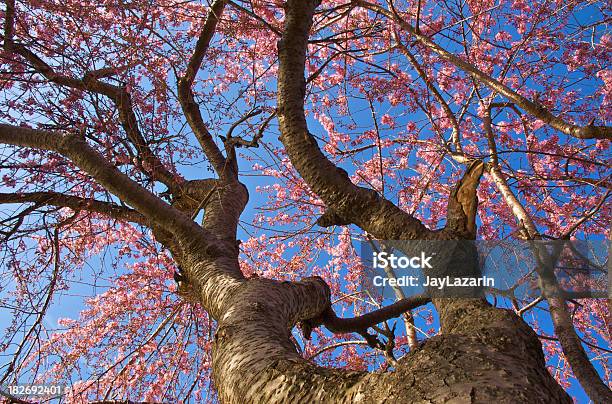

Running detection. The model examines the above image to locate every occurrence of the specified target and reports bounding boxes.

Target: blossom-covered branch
[5,39,179,188]
[481,104,612,403]
[359,0,612,140]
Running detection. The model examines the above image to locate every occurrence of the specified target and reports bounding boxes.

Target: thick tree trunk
[206,276,570,403]
[164,166,571,403]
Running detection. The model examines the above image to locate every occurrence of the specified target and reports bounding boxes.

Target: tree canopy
[0,0,610,402]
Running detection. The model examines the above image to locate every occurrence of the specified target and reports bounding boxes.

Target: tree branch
[321,294,430,334]
[0,123,250,318]
[7,40,179,188]
[3,0,15,51]
[0,191,147,224]
[0,225,63,386]
[0,124,221,255]
[445,160,484,237]
[306,340,369,359]
[277,0,435,242]
[561,190,610,238]
[177,0,230,178]
[393,37,462,153]
[480,106,612,403]
[359,0,612,140]
[227,0,282,36]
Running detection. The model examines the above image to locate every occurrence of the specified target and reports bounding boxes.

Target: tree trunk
[205,275,571,403]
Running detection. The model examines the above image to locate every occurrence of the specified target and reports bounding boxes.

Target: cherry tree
[0,0,610,402]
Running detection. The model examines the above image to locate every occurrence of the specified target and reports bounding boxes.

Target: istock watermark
[372,251,434,269]
[360,239,609,299]
[372,274,495,289]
